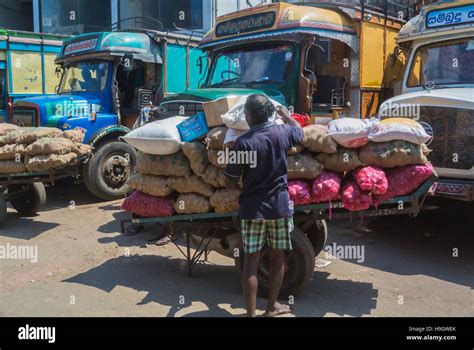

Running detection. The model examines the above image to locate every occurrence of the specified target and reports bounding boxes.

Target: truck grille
[419,106,473,171]
[11,107,38,127]
[161,101,204,117]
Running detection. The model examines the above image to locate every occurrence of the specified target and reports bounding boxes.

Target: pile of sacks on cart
[121,96,434,218]
[0,123,92,173]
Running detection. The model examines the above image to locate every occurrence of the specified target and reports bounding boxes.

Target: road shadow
[326,201,474,289]
[41,178,116,211]
[0,213,59,240]
[63,253,378,317]
[293,271,378,317]
[97,211,190,249]
[64,254,243,317]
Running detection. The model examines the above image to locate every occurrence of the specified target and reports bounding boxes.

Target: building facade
[1,0,434,36]
[0,0,33,31]
[33,0,273,35]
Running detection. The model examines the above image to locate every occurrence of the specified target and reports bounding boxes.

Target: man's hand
[276,105,291,119]
[276,106,302,129]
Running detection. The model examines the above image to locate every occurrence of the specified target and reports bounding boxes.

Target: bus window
[10,51,43,94]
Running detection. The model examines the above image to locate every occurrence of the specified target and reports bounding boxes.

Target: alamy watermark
[379,101,421,121]
[0,243,38,263]
[217,149,258,169]
[54,101,101,118]
[324,243,365,263]
[18,324,55,343]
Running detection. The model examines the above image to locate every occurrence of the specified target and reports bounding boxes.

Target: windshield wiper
[211,78,241,88]
[244,78,279,87]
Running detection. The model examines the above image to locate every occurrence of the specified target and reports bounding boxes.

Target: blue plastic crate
[177,112,210,142]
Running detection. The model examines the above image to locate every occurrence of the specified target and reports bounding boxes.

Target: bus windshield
[205,43,295,88]
[59,61,109,93]
[407,38,474,87]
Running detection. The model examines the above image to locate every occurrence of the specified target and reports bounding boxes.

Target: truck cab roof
[56,30,201,65]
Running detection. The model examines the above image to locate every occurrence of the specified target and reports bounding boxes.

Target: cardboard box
[203,96,242,128]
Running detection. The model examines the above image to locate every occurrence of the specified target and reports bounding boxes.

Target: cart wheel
[235,227,316,298]
[83,141,137,201]
[0,194,8,224]
[8,183,46,217]
[306,219,328,256]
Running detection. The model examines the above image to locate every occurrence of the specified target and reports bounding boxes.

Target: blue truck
[10,28,204,200]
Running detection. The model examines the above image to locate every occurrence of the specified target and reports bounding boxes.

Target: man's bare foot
[263,302,292,317]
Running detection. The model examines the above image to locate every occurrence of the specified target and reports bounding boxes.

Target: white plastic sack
[224,128,247,147]
[221,95,283,130]
[369,118,431,145]
[122,116,187,155]
[327,118,378,148]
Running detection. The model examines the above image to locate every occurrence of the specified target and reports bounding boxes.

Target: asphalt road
[1,180,473,317]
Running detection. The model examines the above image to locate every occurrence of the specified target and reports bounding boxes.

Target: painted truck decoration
[10,30,205,200]
[160,1,409,122]
[380,0,474,202]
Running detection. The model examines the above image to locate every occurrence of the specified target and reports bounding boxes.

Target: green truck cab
[159,1,410,120]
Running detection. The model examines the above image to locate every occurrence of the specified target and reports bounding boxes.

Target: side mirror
[123,54,134,72]
[55,66,64,78]
[197,56,203,75]
[197,54,208,75]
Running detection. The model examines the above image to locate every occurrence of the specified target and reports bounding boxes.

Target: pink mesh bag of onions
[342,180,373,212]
[373,163,434,206]
[311,171,342,203]
[288,180,312,205]
[122,191,174,217]
[353,166,388,195]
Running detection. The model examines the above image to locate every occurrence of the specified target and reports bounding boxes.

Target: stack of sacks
[121,111,435,216]
[0,124,91,173]
[121,118,242,217]
[121,96,289,217]
[288,117,434,211]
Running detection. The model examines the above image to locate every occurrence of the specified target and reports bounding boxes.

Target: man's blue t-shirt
[224,122,304,220]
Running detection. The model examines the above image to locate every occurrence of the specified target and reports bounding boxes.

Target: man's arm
[277,105,304,147]
[276,106,303,130]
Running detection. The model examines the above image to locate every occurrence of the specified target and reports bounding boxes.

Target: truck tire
[306,219,328,256]
[0,194,8,224]
[8,183,46,217]
[83,141,137,201]
[235,227,316,298]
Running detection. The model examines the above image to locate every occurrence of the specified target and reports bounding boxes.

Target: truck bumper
[432,179,474,202]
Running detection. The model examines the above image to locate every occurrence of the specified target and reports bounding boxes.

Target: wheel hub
[103,155,130,189]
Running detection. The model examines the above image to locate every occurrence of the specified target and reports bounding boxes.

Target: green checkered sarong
[241,217,294,254]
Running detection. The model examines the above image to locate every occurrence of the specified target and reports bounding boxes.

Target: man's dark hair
[245,94,275,124]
